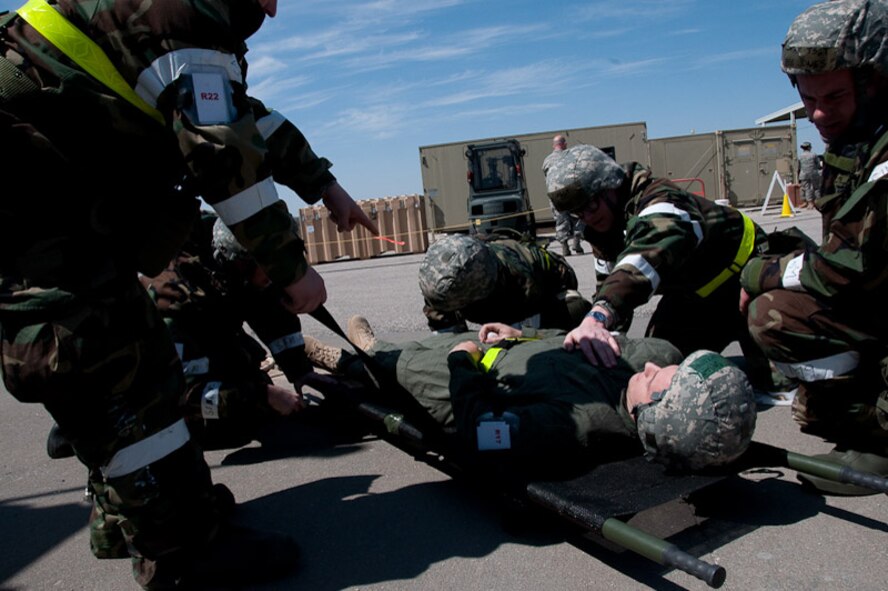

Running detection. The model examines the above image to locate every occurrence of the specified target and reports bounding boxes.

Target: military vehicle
[465,139,535,237]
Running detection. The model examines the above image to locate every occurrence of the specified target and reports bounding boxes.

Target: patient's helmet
[635,350,756,471]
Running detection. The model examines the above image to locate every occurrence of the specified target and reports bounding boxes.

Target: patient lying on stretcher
[305,317,756,474]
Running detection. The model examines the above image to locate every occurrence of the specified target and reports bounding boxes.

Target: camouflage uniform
[0,0,328,586]
[543,148,583,255]
[798,144,822,205]
[547,147,772,371]
[343,330,684,471]
[419,235,592,333]
[141,212,311,449]
[742,0,888,443]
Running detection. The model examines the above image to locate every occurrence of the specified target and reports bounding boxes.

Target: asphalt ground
[2,205,886,591]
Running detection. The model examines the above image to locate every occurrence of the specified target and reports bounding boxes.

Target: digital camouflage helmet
[782,0,888,78]
[418,234,498,312]
[545,144,626,213]
[635,350,756,471]
[212,217,251,264]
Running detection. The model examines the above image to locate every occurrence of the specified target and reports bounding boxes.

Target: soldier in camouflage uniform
[305,318,756,474]
[0,0,376,587]
[798,141,822,208]
[740,0,888,494]
[140,212,326,449]
[543,135,585,256]
[543,144,789,398]
[419,233,593,334]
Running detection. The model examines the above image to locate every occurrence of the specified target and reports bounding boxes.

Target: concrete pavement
[2,205,886,591]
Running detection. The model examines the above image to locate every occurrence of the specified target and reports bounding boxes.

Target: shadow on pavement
[237,474,562,591]
[0,500,88,585]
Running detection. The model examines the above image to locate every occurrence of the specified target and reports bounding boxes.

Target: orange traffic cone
[781,193,793,217]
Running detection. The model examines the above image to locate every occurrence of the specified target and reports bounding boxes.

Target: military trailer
[648,125,796,207]
[419,122,797,235]
[419,122,649,234]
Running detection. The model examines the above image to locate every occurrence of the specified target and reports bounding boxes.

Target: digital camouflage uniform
[141,212,312,450]
[0,1,331,586]
[340,330,683,471]
[543,148,584,255]
[742,0,888,444]
[420,235,592,333]
[798,146,822,204]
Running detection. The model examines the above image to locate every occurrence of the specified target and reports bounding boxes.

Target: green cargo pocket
[0,320,66,403]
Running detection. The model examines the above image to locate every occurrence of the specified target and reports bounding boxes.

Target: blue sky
[249,0,823,212]
[0,0,823,211]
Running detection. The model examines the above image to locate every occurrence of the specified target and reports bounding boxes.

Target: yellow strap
[480,347,504,372]
[540,249,552,271]
[16,0,164,124]
[696,213,756,298]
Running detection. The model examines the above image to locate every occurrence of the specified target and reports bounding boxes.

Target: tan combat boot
[304,335,347,373]
[347,315,377,352]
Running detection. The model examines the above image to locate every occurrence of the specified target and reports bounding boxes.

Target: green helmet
[782,0,888,77]
[545,144,626,213]
[635,350,756,471]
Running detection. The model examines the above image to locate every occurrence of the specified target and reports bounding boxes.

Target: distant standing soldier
[0,0,376,588]
[544,144,794,401]
[798,141,822,209]
[543,135,585,256]
[419,234,592,333]
[741,0,888,494]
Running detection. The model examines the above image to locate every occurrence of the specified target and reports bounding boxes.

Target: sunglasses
[568,193,604,219]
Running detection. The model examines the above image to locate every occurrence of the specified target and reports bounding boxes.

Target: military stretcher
[307,308,888,589]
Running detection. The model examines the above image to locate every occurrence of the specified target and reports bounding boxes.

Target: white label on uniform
[476,421,511,450]
[201,382,222,420]
[193,72,230,124]
[868,161,888,182]
[306,225,315,234]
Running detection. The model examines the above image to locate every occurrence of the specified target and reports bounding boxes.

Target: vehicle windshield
[471,147,518,193]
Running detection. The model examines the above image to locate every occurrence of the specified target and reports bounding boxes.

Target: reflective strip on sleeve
[135,48,242,107]
[255,109,287,140]
[594,257,614,276]
[781,253,806,291]
[695,213,756,298]
[480,347,504,372]
[267,332,304,355]
[101,419,190,479]
[868,161,888,182]
[182,357,210,376]
[213,177,280,225]
[614,253,660,292]
[201,382,222,420]
[637,203,703,244]
[773,350,860,382]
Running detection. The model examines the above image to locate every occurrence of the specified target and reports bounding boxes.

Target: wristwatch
[587,310,609,326]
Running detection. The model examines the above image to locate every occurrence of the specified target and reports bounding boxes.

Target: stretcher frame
[311,382,888,589]
[306,308,888,588]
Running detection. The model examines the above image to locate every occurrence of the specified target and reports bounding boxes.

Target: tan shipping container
[299,194,429,264]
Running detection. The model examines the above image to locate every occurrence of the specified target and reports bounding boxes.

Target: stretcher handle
[785,451,888,493]
[601,518,726,589]
[747,443,888,494]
